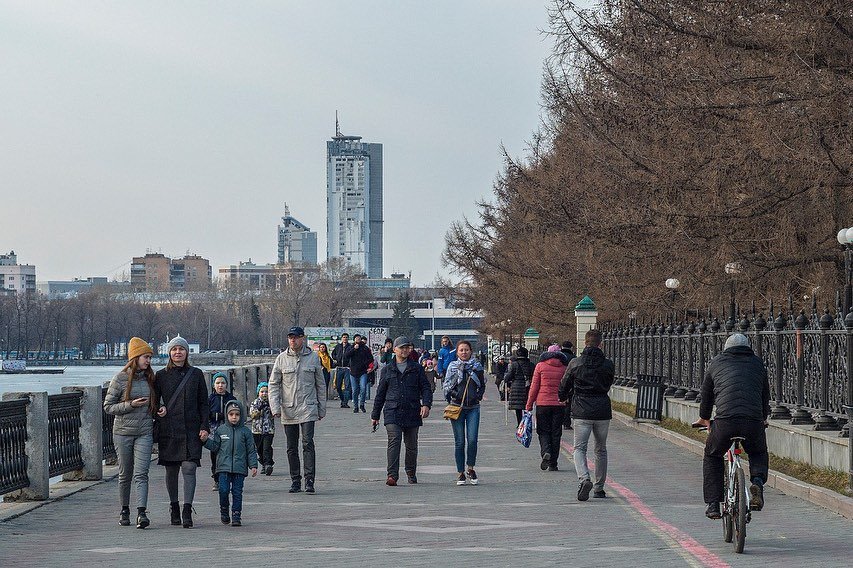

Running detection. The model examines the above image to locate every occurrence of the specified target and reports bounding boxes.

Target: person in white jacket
[268,326,326,494]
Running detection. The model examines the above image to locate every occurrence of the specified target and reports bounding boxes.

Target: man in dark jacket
[692,333,770,520]
[560,341,576,430]
[559,329,615,502]
[331,333,353,408]
[344,333,374,414]
[371,336,433,486]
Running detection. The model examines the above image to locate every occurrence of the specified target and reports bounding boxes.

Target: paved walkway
[1,392,851,567]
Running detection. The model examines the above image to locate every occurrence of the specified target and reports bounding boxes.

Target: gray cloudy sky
[1,1,574,284]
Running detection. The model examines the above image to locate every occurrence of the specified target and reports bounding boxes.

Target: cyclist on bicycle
[692,333,770,520]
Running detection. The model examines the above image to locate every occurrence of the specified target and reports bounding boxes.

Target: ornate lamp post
[837,226,853,318]
[665,278,680,320]
[724,262,743,329]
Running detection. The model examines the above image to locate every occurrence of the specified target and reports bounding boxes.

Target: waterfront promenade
[1,395,851,568]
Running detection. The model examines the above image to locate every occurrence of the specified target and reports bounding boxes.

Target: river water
[0,365,234,396]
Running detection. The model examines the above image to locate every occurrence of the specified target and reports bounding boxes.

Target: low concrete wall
[610,385,849,472]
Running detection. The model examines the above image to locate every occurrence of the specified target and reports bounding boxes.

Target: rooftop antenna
[335,110,341,137]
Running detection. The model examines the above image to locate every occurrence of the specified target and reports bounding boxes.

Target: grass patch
[611,400,852,497]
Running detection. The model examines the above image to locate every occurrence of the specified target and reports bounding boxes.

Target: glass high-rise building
[278,204,318,266]
[326,121,383,277]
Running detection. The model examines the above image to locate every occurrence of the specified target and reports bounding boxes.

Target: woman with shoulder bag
[442,340,486,486]
[104,337,159,529]
[154,336,209,528]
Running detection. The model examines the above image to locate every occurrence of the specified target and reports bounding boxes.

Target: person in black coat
[559,330,615,502]
[371,336,433,485]
[692,333,770,520]
[494,357,508,401]
[504,347,535,425]
[153,336,209,528]
[331,333,353,408]
[560,341,576,429]
[344,333,374,414]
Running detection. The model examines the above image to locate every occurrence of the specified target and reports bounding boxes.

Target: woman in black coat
[504,347,535,425]
[154,336,208,528]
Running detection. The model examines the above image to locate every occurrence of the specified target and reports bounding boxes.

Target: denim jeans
[386,424,419,479]
[573,419,610,491]
[218,472,246,513]
[350,373,368,408]
[113,433,153,509]
[284,421,316,482]
[336,368,351,403]
[451,406,481,472]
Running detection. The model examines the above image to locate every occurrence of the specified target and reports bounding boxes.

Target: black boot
[119,507,131,527]
[169,502,181,526]
[136,508,149,529]
[181,503,194,528]
[231,511,242,527]
[220,506,230,525]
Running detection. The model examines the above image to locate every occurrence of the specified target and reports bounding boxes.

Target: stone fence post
[2,392,49,501]
[574,295,599,351]
[62,385,103,481]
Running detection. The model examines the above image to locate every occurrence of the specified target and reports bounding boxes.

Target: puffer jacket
[249,396,276,435]
[203,401,259,476]
[504,357,535,410]
[269,345,327,425]
[371,360,433,428]
[526,352,567,410]
[560,346,615,420]
[699,345,770,421]
[104,370,155,436]
[344,344,374,376]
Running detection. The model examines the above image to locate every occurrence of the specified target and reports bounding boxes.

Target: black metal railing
[0,399,29,495]
[47,392,84,477]
[603,303,853,430]
[101,387,116,464]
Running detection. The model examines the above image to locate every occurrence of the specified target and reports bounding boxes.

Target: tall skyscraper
[326,118,383,277]
[277,204,318,266]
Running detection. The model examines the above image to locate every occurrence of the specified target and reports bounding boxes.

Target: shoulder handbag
[153,366,195,442]
[443,375,470,421]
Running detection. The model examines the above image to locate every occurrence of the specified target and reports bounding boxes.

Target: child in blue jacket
[201,400,258,526]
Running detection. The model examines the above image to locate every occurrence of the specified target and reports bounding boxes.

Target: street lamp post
[431,298,436,351]
[837,227,853,318]
[665,278,680,321]
[725,262,744,330]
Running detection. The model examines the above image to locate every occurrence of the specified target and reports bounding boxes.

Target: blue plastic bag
[516,410,533,448]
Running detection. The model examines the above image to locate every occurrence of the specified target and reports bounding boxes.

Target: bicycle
[696,426,751,553]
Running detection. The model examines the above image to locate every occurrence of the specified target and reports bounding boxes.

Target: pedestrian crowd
[104,326,768,529]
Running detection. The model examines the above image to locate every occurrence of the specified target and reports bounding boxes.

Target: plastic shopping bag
[516,410,533,448]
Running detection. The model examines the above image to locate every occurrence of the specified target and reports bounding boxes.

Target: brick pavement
[1,393,851,568]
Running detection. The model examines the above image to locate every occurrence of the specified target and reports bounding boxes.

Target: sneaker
[456,473,466,486]
[305,480,315,494]
[540,453,550,471]
[353,407,359,414]
[577,479,593,501]
[593,489,607,498]
[705,502,721,519]
[749,482,764,511]
[289,481,301,493]
[135,509,149,529]
[386,475,397,486]
[548,466,559,472]
[119,508,131,527]
[231,512,241,527]
[211,481,219,491]
[466,469,479,485]
[220,507,230,525]
[407,473,417,484]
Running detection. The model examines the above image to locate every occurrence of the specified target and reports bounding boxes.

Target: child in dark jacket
[208,372,237,490]
[249,382,275,476]
[201,400,258,526]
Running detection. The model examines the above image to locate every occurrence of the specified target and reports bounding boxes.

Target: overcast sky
[1,1,579,285]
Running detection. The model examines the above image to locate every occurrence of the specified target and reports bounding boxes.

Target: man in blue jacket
[436,335,457,378]
[371,336,433,486]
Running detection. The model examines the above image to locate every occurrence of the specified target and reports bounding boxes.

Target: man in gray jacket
[269,326,326,494]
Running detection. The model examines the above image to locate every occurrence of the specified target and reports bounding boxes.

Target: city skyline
[0,2,560,284]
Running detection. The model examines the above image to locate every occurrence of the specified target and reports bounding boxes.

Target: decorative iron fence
[603,304,853,430]
[47,392,84,477]
[101,388,116,465]
[0,399,29,495]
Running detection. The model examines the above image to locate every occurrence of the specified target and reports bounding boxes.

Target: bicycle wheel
[722,468,733,543]
[733,466,747,553]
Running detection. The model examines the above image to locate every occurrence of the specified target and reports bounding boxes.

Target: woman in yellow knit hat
[104,337,158,528]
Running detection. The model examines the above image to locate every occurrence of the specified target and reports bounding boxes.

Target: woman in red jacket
[525,345,568,471]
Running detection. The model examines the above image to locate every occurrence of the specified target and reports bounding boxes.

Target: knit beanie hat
[257,381,269,394]
[724,333,749,351]
[166,335,190,353]
[127,337,153,360]
[212,371,228,384]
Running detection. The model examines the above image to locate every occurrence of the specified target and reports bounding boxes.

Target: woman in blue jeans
[443,340,486,485]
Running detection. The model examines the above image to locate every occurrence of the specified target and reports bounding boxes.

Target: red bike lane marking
[560,440,730,568]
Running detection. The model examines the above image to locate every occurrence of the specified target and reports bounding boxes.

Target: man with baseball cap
[371,336,433,486]
[269,326,326,494]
